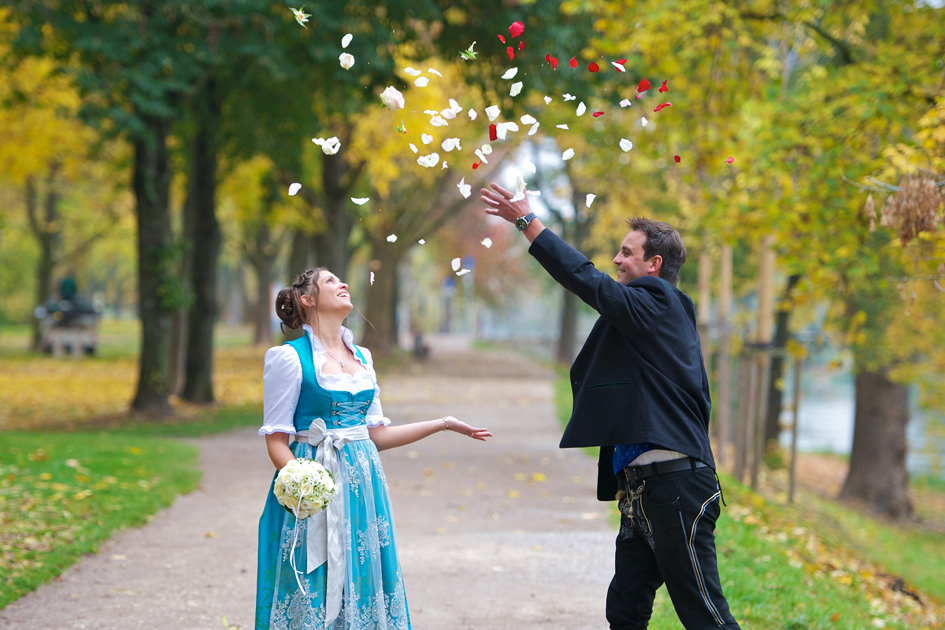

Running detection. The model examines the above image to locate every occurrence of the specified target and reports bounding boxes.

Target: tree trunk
[764,274,801,449]
[361,244,401,357]
[25,169,60,352]
[181,78,222,404]
[288,230,316,282]
[839,365,912,518]
[131,117,174,416]
[316,151,354,278]
[253,250,275,345]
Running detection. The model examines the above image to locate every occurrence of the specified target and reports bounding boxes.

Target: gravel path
[0,338,614,630]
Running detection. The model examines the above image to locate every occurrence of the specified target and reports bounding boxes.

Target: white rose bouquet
[273,458,336,519]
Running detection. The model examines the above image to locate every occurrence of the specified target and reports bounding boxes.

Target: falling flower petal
[636,78,651,93]
[351,197,369,205]
[576,102,586,116]
[481,143,493,155]
[456,269,471,277]
[586,194,596,208]
[588,62,600,72]
[428,68,442,77]
[451,257,462,271]
[370,271,375,285]
[641,117,649,127]
[414,76,430,87]
[511,173,526,202]
[497,34,506,44]
[380,86,405,110]
[509,21,525,38]
[556,124,569,130]
[619,138,633,152]
[507,47,515,60]
[481,237,493,248]
[544,95,552,104]
[518,40,524,51]
[527,190,541,197]
[569,57,578,68]
[448,99,463,114]
[408,143,418,154]
[520,114,537,125]
[545,54,559,70]
[674,155,681,163]
[404,67,422,77]
[290,6,310,27]
[592,111,604,117]
[612,61,626,72]
[387,234,398,243]
[288,183,302,196]
[489,124,498,141]
[468,109,478,121]
[529,122,540,135]
[475,149,489,165]
[562,148,575,161]
[429,115,449,127]
[441,137,461,152]
[440,108,457,120]
[563,93,576,101]
[619,99,632,108]
[417,153,440,168]
[418,239,426,245]
[653,102,672,112]
[472,161,482,170]
[460,41,478,61]
[485,105,501,121]
[312,136,341,155]
[726,156,735,164]
[457,177,471,199]
[342,33,353,48]
[510,82,523,97]
[659,80,669,93]
[421,133,433,145]
[339,53,355,69]
[502,67,519,80]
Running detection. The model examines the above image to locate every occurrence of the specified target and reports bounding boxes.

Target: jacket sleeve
[528,229,670,334]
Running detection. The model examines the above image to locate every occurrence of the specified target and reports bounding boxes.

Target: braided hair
[274,268,328,333]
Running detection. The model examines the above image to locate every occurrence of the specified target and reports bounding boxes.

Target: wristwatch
[515,212,537,231]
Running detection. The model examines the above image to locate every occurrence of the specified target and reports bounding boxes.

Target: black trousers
[606,466,741,630]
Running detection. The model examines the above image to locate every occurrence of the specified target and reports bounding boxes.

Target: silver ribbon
[296,418,369,625]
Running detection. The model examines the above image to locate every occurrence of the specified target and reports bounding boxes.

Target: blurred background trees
[1,1,942,518]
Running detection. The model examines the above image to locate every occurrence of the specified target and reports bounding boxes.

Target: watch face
[515,217,527,230]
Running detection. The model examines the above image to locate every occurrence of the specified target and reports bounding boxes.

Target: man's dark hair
[626,217,687,287]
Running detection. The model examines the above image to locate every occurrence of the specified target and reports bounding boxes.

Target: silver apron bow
[296,418,370,625]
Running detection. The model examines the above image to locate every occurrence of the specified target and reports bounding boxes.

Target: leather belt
[622,456,708,482]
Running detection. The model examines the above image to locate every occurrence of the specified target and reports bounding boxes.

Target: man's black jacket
[529,229,714,501]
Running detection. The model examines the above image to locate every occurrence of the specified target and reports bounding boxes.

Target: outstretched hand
[443,416,493,441]
[480,182,531,224]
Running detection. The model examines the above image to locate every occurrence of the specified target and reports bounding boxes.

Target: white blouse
[258,324,391,436]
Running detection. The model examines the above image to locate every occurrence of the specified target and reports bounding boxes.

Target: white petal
[556,124,569,130]
[576,102,586,116]
[619,99,632,108]
[429,116,449,127]
[418,239,426,245]
[457,177,471,199]
[586,193,596,208]
[481,237,493,248]
[511,173,526,202]
[351,197,370,205]
[475,149,489,164]
[496,124,509,140]
[417,153,440,168]
[527,190,542,197]
[544,95,553,104]
[641,117,648,127]
[468,109,478,121]
[423,109,439,116]
[339,53,355,70]
[441,138,461,152]
[501,67,519,79]
[409,143,419,154]
[562,148,575,161]
[619,138,633,152]
[440,108,457,119]
[427,67,442,77]
[449,99,463,113]
[563,93,576,101]
[528,122,540,136]
[370,271,375,285]
[451,257,461,271]
[421,133,433,144]
[414,77,430,87]
[288,183,302,196]
[404,67,422,77]
[480,144,493,155]
[520,114,537,125]
[456,269,471,277]
[485,105,501,122]
[510,81,523,97]
[612,62,626,72]
[387,234,398,243]
[342,33,353,48]
[525,161,537,174]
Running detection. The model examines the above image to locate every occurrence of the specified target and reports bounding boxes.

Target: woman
[255,268,491,630]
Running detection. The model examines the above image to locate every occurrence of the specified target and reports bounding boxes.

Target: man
[481,182,740,630]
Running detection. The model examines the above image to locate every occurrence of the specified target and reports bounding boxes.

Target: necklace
[323,346,348,372]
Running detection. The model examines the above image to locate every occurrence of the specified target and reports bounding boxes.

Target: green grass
[0,405,262,610]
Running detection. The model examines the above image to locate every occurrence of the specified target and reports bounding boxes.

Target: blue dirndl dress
[255,332,410,630]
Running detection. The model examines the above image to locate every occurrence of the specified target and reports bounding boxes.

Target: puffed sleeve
[358,346,391,428]
[259,345,302,436]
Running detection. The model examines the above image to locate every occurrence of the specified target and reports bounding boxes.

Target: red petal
[588,62,600,72]
[592,111,604,117]
[725,156,734,164]
[545,54,559,70]
[674,155,681,163]
[617,59,627,64]
[497,34,506,44]
[489,124,498,141]
[509,21,525,38]
[637,78,651,92]
[473,161,482,170]
[506,46,515,60]
[653,102,672,112]
[659,80,669,93]
[570,56,578,68]
[518,40,524,51]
